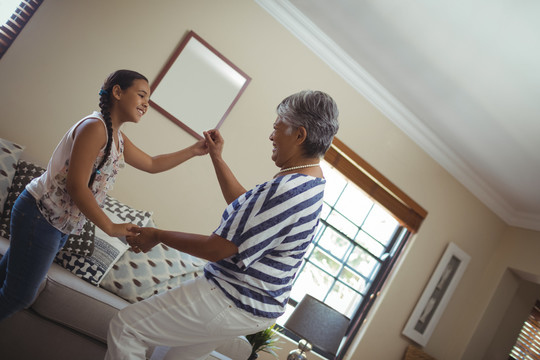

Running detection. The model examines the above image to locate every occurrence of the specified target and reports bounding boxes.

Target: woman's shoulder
[273,173,326,186]
[250,174,324,200]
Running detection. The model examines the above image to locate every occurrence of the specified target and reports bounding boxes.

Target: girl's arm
[127,227,238,262]
[122,134,208,174]
[203,130,246,204]
[66,120,135,237]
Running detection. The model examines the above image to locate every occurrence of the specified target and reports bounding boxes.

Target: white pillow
[100,217,207,303]
[54,196,153,286]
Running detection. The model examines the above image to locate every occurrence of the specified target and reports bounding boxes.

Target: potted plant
[246,324,281,359]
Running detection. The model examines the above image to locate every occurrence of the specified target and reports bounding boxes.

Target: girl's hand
[126,227,160,253]
[108,223,138,238]
[203,130,224,159]
[190,138,209,157]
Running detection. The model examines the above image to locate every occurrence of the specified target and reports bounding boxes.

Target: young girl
[0,69,208,321]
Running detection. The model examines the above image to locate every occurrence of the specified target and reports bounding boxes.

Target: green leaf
[246,324,282,358]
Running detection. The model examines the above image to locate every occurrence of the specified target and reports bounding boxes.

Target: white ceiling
[257,0,540,231]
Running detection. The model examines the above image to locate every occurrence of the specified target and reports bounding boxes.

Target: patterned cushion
[0,138,24,214]
[54,196,153,286]
[100,218,207,303]
[101,196,154,226]
[63,220,96,256]
[0,160,45,238]
[1,160,97,256]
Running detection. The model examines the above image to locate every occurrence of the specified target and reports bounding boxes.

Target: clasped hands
[124,130,223,254]
[126,226,160,253]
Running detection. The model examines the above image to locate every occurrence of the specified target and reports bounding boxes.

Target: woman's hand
[126,226,160,253]
[203,129,246,204]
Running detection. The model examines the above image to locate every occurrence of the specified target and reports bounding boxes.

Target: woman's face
[114,79,150,124]
[269,117,298,167]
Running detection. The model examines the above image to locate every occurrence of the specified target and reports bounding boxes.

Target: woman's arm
[203,130,246,204]
[127,227,238,262]
[66,120,135,237]
[122,134,208,174]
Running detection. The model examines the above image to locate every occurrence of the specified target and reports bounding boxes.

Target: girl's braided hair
[88,69,148,187]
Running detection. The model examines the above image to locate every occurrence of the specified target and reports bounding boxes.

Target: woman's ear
[112,84,122,100]
[296,126,307,144]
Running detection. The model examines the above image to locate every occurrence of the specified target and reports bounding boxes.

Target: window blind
[325,137,427,233]
[0,0,43,59]
[510,301,540,360]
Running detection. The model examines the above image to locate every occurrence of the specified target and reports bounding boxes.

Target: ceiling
[257,0,540,231]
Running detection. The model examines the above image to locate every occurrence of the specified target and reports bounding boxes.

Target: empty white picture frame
[150,30,251,139]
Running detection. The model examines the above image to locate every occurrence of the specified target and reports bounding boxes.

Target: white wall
[1,1,539,359]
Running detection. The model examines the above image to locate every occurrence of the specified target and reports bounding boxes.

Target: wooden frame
[324,137,427,233]
[149,30,251,139]
[402,242,470,346]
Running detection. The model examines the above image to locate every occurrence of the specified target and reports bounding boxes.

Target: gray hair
[276,90,339,158]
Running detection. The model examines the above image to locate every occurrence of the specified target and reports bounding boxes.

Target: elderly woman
[105,90,339,360]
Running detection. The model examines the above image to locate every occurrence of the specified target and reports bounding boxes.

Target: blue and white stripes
[205,174,325,318]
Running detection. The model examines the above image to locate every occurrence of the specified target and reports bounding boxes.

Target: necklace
[277,163,320,174]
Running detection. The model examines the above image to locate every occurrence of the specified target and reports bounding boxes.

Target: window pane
[0,0,20,24]
[282,159,412,358]
[290,262,333,301]
[340,266,368,293]
[326,210,358,239]
[310,248,341,276]
[317,226,350,259]
[321,162,347,206]
[348,246,380,275]
[304,240,315,258]
[334,183,373,225]
[362,204,399,245]
[327,282,364,318]
[320,202,331,220]
[355,230,386,258]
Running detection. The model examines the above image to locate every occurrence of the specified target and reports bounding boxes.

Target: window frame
[280,137,427,359]
[325,137,427,234]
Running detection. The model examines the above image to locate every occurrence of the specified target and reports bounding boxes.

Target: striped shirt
[204,173,325,319]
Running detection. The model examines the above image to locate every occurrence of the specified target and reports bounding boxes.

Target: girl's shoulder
[70,112,106,135]
[79,111,104,125]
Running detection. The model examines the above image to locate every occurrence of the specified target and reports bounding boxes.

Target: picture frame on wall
[150,30,251,140]
[402,242,471,346]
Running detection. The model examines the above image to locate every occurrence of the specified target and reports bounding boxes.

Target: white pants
[105,276,275,360]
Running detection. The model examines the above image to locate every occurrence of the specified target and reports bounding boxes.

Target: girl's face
[114,79,150,124]
[269,117,299,167]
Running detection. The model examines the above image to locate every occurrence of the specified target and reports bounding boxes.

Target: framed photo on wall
[402,242,471,346]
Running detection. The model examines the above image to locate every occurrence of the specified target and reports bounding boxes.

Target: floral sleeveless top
[26,112,125,235]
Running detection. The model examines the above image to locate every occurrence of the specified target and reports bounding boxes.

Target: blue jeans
[0,189,68,321]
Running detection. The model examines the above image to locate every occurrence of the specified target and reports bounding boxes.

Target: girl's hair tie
[99,89,108,96]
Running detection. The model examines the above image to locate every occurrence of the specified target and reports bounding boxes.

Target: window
[510,301,540,360]
[277,137,427,359]
[0,0,43,60]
